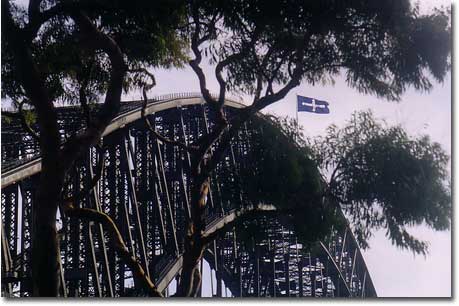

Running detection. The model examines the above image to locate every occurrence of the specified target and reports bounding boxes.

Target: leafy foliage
[242,116,322,205]
[314,111,451,254]
[191,0,450,101]
[241,112,451,255]
[2,0,188,105]
[240,116,343,245]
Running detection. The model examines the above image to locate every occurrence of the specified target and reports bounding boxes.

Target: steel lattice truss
[1,94,376,297]
[204,215,376,297]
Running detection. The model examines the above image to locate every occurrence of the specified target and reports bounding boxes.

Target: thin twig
[3,100,41,142]
[78,59,95,126]
[63,144,105,203]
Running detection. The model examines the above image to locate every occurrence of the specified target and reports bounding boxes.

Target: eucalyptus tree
[2,0,187,296]
[170,0,451,296]
[313,111,451,255]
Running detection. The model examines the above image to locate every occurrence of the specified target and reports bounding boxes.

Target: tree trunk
[177,231,206,297]
[32,166,64,296]
[177,172,209,296]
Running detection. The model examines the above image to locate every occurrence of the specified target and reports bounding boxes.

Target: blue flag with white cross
[297,95,330,114]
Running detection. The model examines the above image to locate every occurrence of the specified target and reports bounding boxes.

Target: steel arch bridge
[1,93,376,298]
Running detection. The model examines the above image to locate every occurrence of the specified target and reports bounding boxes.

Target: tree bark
[176,172,209,296]
[3,3,126,296]
[32,172,64,296]
[177,232,206,297]
[3,2,64,295]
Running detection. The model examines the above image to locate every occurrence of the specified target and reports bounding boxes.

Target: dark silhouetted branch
[61,11,126,169]
[63,145,105,203]
[189,7,215,106]
[61,202,163,297]
[135,68,199,152]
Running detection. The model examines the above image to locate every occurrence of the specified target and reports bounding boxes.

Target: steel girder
[204,215,377,298]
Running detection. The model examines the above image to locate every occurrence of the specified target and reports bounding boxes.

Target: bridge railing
[1,91,245,114]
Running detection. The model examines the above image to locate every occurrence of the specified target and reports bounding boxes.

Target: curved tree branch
[61,202,163,297]
[135,68,199,152]
[62,145,105,203]
[189,6,214,106]
[60,11,126,169]
[25,0,106,41]
[28,0,42,27]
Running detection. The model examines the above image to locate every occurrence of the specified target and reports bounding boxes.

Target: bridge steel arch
[201,213,377,298]
[1,94,376,297]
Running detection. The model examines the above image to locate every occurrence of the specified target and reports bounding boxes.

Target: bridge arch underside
[199,215,376,298]
[1,96,376,297]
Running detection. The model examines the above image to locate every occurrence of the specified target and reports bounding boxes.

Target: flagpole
[295,94,299,143]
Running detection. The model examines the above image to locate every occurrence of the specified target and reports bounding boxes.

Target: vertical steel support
[283,230,290,297]
[154,132,179,256]
[284,254,290,296]
[350,248,358,296]
[298,256,303,297]
[338,228,348,270]
[123,131,150,278]
[143,127,168,255]
[215,241,222,297]
[136,129,157,272]
[3,186,17,264]
[117,137,137,295]
[255,241,260,297]
[311,256,316,297]
[270,239,276,297]
[232,229,242,297]
[118,143,135,256]
[1,221,13,296]
[361,272,367,298]
[177,107,192,219]
[106,144,122,295]
[87,223,101,297]
[212,240,218,297]
[57,212,68,298]
[19,181,32,296]
[89,149,114,297]
[295,238,302,297]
